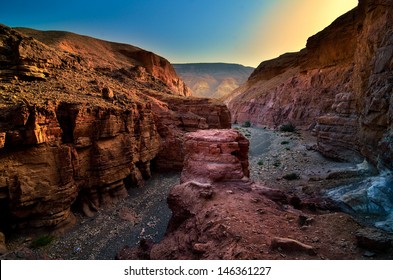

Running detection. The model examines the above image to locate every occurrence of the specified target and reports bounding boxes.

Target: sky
[1,0,358,67]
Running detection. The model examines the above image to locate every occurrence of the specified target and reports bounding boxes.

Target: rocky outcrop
[117,129,378,260]
[225,0,393,169]
[0,24,230,232]
[180,129,249,184]
[14,27,191,97]
[152,98,231,170]
[0,26,65,81]
[0,102,160,229]
[225,6,358,128]
[316,0,393,168]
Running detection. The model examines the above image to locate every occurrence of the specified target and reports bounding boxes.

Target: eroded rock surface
[0,24,230,232]
[225,0,393,168]
[117,129,385,260]
[180,129,249,184]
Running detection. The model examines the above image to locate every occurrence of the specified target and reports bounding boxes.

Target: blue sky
[1,0,357,67]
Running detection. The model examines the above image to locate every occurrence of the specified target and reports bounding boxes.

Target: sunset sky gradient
[1,0,358,67]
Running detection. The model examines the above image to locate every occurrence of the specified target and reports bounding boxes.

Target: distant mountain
[173,63,254,99]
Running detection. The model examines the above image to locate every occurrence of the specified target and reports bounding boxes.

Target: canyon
[0,24,230,235]
[173,63,254,99]
[1,0,393,261]
[226,0,393,170]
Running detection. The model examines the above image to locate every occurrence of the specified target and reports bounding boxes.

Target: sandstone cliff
[225,0,393,169]
[173,63,254,99]
[0,24,230,232]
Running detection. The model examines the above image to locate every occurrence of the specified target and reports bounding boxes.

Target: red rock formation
[225,0,393,169]
[0,24,230,231]
[14,27,190,97]
[316,0,393,168]
[180,129,249,184]
[117,129,375,260]
[151,96,231,170]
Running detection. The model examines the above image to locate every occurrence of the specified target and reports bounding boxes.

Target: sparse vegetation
[281,141,290,145]
[283,173,300,180]
[30,235,55,248]
[280,123,296,132]
[273,160,281,168]
[242,120,252,128]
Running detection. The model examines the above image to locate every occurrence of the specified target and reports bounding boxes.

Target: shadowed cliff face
[225,0,393,169]
[0,24,230,231]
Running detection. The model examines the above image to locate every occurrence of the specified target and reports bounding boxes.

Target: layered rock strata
[117,129,376,260]
[225,0,393,168]
[0,24,230,231]
[180,129,249,184]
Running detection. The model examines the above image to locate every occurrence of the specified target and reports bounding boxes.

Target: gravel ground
[3,171,180,260]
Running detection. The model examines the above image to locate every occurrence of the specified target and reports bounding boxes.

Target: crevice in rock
[56,103,79,144]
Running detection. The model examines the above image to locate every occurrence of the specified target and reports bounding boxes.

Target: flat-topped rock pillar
[180,129,250,184]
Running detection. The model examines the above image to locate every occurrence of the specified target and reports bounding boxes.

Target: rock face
[117,129,375,260]
[225,0,393,169]
[180,129,249,184]
[173,63,254,99]
[150,94,231,171]
[0,24,230,232]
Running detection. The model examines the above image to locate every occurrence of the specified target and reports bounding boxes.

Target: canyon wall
[0,24,230,231]
[225,0,393,169]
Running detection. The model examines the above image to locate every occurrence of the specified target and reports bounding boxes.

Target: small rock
[363,251,376,258]
[355,227,393,252]
[312,237,320,243]
[73,247,81,254]
[271,237,317,256]
[102,87,114,99]
[24,237,32,243]
[193,243,209,254]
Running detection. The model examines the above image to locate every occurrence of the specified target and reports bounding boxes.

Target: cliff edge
[225,0,393,169]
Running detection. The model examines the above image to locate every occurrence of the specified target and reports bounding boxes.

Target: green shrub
[257,160,264,166]
[280,123,296,132]
[242,120,251,128]
[281,141,289,145]
[283,173,300,180]
[273,160,281,168]
[31,235,55,248]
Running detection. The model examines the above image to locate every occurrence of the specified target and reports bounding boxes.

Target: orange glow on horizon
[243,0,358,67]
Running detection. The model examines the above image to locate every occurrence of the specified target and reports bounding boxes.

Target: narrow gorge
[0,24,230,237]
[1,0,393,260]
